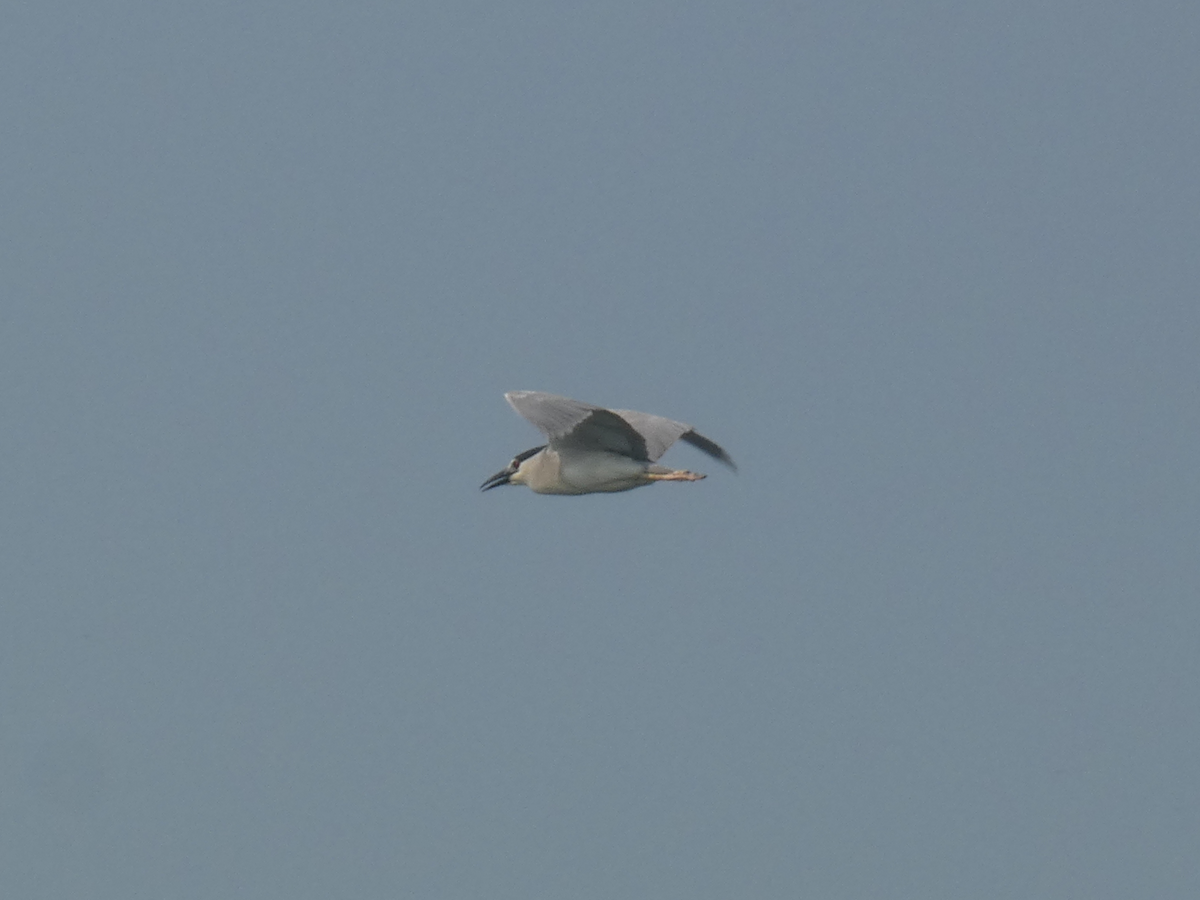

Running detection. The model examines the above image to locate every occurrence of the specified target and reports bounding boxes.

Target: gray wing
[505,391,736,469]
[614,408,737,469]
[505,391,650,459]
[609,409,692,462]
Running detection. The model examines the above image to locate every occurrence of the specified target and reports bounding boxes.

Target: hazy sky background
[4,2,1198,897]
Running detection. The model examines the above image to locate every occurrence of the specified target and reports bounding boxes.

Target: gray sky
[4,1,1198,897]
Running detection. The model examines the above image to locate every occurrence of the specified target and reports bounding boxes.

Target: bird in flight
[481,391,736,495]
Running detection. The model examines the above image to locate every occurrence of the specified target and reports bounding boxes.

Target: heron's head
[480,445,546,491]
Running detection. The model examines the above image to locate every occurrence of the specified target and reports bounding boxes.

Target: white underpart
[543,449,649,494]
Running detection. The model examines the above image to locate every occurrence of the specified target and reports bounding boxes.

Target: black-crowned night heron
[481,391,736,495]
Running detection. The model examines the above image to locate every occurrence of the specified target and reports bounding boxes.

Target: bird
[481,391,736,495]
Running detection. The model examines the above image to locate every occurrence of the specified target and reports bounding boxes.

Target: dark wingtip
[680,430,737,472]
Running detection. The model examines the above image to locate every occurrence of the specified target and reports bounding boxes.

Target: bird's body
[481,391,735,495]
[521,446,664,494]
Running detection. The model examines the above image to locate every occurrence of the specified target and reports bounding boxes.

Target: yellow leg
[646,469,706,483]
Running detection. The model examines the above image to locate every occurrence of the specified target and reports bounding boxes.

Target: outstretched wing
[615,409,737,469]
[505,391,649,460]
[505,391,736,469]
[609,409,692,462]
